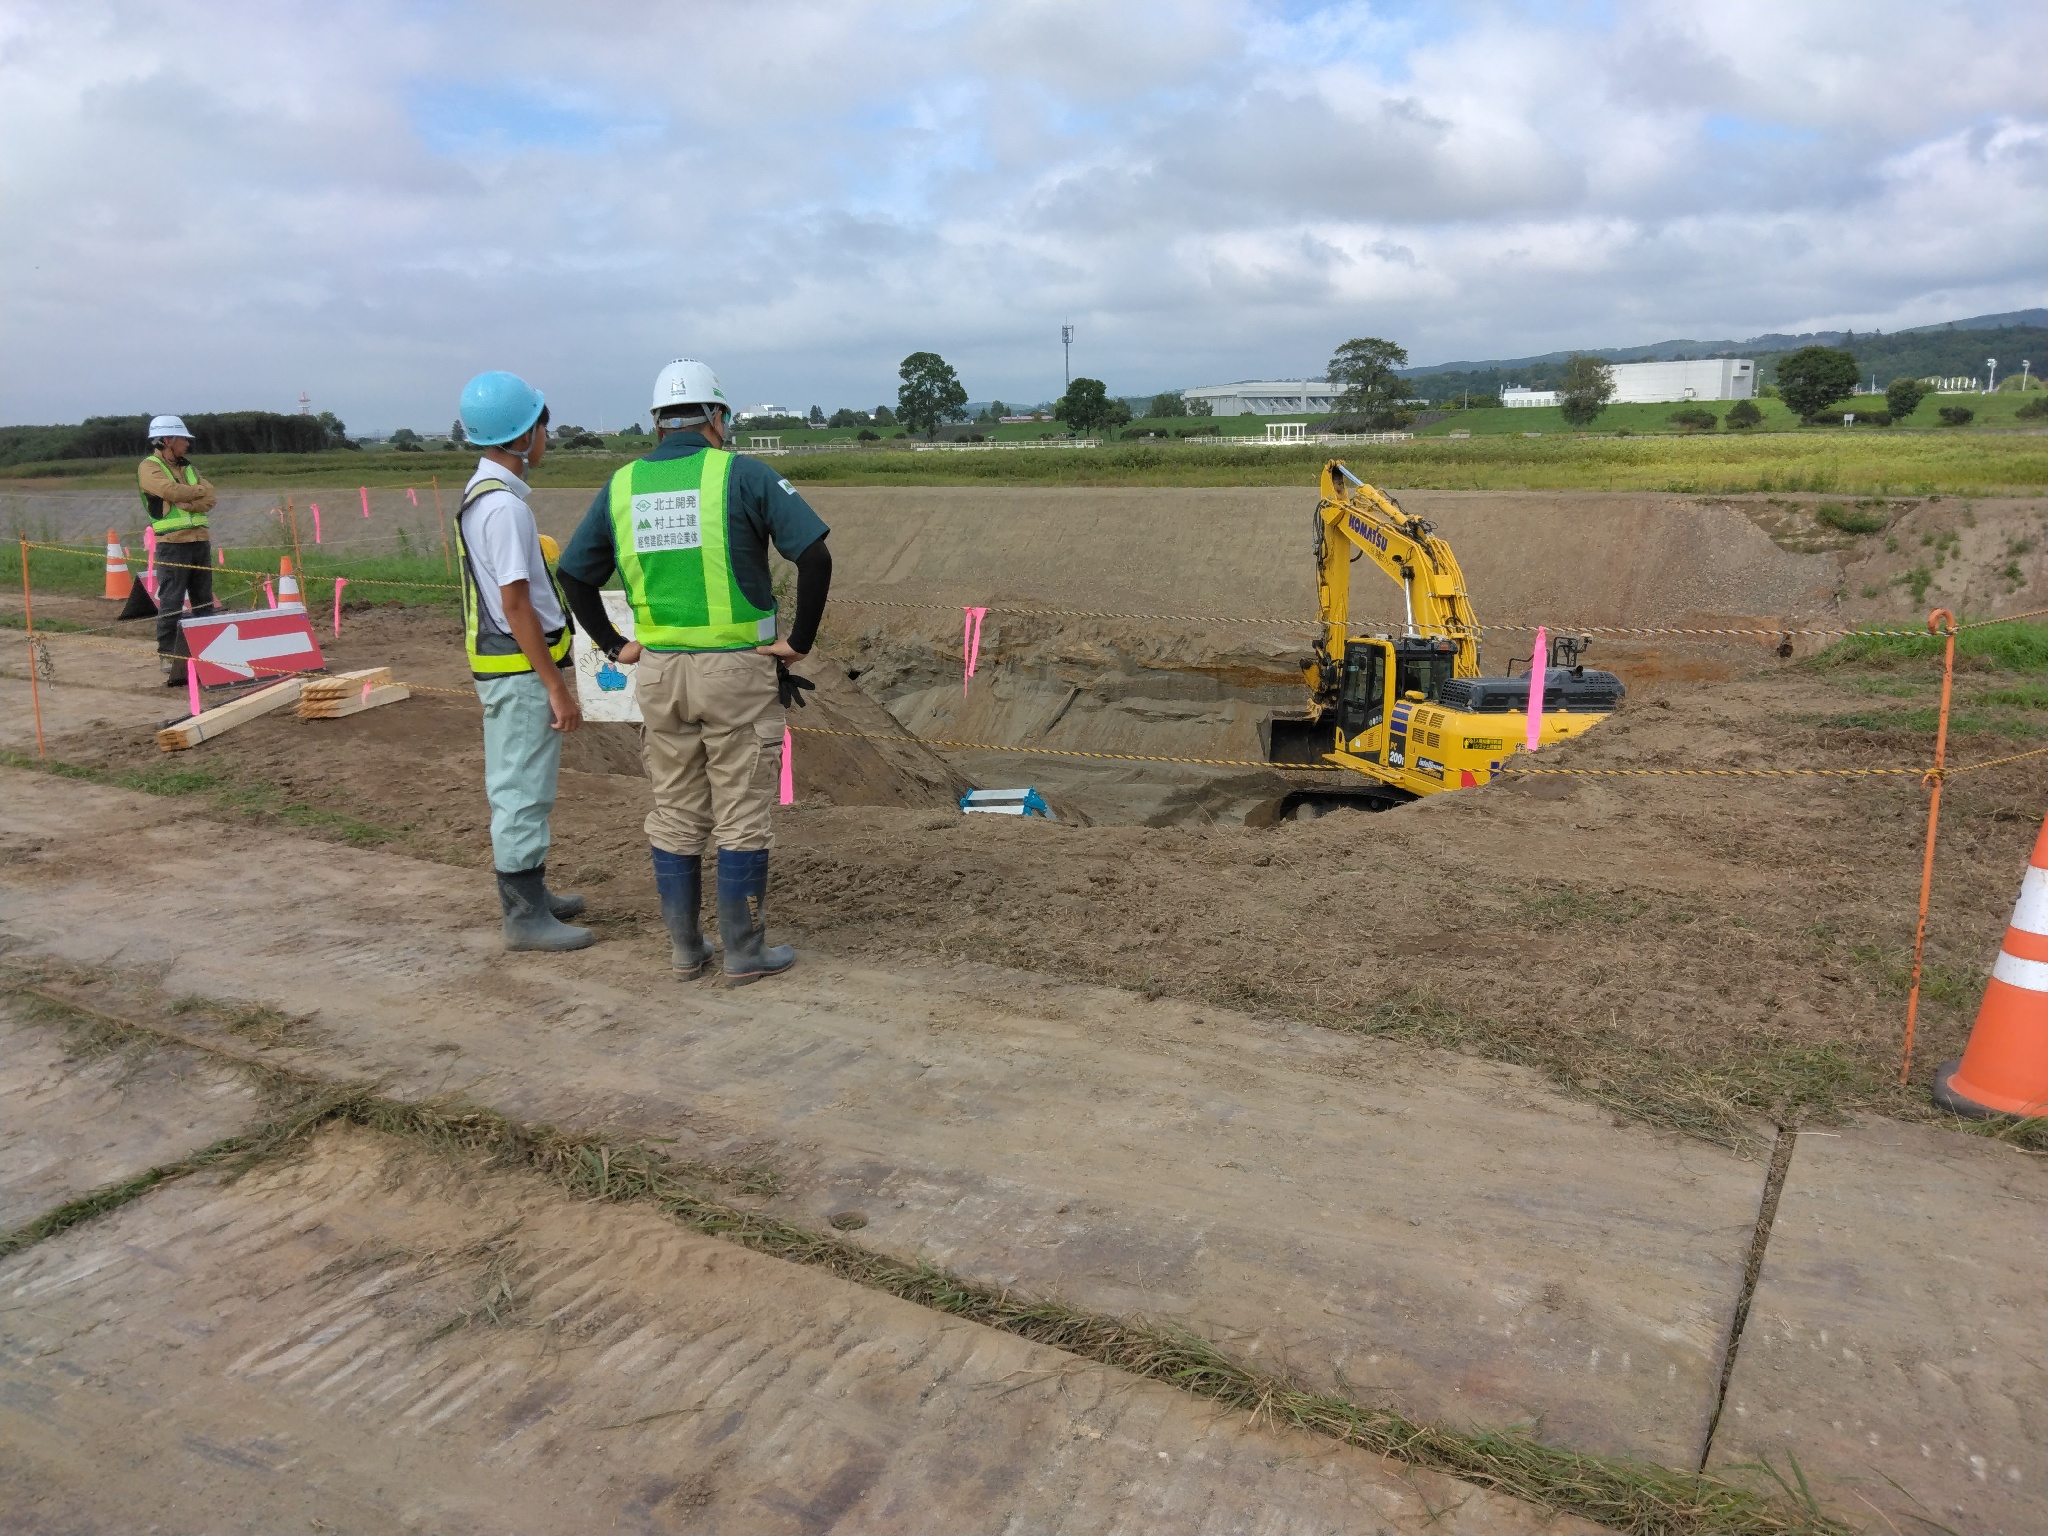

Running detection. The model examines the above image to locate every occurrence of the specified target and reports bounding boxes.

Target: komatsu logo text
[1346,512,1389,552]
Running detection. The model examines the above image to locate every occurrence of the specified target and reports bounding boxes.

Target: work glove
[776,660,815,710]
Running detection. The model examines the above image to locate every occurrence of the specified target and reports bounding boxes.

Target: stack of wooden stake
[298,667,410,720]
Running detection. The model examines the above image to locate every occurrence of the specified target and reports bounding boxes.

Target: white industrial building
[1182,379,1337,415]
[1505,358,1754,407]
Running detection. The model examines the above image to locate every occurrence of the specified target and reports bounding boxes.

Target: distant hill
[1399,309,2048,401]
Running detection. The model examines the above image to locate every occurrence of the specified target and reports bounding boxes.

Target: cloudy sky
[4,1,2044,432]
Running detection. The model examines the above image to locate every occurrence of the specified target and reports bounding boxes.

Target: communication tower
[299,391,312,415]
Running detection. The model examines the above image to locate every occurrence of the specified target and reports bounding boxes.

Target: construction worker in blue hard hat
[455,369,591,953]
[137,415,219,687]
[555,358,831,984]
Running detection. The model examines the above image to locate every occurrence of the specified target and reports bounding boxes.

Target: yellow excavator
[1263,461,1624,818]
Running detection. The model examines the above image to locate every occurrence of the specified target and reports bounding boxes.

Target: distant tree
[1149,391,1190,418]
[619,421,647,437]
[827,408,866,429]
[808,405,825,425]
[450,417,467,446]
[1556,355,1616,428]
[1937,405,1974,427]
[1667,407,1717,433]
[315,411,351,448]
[1326,337,1410,427]
[1724,399,1764,430]
[856,428,880,441]
[873,404,897,426]
[896,353,968,438]
[1184,395,1212,417]
[1775,346,1860,422]
[1055,377,1117,437]
[1885,377,1930,420]
[389,427,423,448]
[988,399,1008,420]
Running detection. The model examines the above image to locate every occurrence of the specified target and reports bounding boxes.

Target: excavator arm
[1307,461,1481,709]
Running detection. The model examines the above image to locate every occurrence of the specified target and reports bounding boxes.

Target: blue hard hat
[459,370,547,447]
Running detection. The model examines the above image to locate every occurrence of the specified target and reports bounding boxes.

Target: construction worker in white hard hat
[555,358,831,984]
[455,369,592,954]
[137,415,219,687]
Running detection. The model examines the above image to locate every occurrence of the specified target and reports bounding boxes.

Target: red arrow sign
[180,604,326,687]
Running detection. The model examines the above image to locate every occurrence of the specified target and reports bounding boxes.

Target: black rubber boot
[717,847,795,983]
[497,866,594,952]
[651,847,712,978]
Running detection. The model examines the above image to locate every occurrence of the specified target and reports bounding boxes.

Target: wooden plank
[299,683,410,720]
[157,679,304,752]
[299,666,391,701]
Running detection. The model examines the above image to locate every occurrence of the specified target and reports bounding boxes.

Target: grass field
[1,538,457,607]
[3,424,2043,496]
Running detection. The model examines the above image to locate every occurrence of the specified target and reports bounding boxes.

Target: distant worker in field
[455,369,591,954]
[555,358,831,984]
[137,415,218,687]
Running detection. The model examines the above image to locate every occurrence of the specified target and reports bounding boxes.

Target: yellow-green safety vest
[606,449,777,651]
[456,477,574,678]
[138,453,209,533]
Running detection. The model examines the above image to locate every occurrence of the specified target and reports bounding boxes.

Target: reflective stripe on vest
[456,477,573,678]
[137,454,209,533]
[607,449,776,650]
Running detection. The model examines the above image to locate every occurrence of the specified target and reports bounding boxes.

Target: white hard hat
[148,414,193,440]
[649,359,729,416]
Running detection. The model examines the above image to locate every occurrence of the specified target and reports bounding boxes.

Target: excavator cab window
[1337,642,1387,739]
[1394,640,1455,703]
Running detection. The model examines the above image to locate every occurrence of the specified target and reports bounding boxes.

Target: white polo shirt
[460,459,566,634]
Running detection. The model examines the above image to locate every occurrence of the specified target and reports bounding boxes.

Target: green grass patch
[1812,619,2048,671]
[211,779,398,846]
[0,750,394,844]
[6,427,2045,495]
[0,610,98,632]
[0,750,226,796]
[1812,501,1888,534]
[1,535,459,609]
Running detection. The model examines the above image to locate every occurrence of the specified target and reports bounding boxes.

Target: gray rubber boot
[498,866,595,952]
[716,848,795,983]
[651,847,712,978]
[545,886,585,920]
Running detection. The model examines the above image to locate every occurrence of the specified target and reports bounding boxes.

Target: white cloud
[1,0,2043,430]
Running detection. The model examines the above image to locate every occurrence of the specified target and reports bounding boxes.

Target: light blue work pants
[475,670,563,874]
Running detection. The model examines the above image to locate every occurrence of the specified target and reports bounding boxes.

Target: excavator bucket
[1264,714,1332,765]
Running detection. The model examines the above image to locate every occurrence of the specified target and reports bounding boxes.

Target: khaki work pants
[638,649,785,855]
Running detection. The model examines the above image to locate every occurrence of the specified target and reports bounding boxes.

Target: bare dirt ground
[4,484,2047,1532]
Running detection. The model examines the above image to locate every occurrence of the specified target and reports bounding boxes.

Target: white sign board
[570,589,642,722]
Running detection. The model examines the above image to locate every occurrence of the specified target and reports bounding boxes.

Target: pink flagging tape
[779,726,795,806]
[263,577,276,608]
[186,664,200,720]
[407,487,418,505]
[360,485,370,519]
[962,606,988,696]
[143,526,158,598]
[312,504,323,544]
[332,577,349,637]
[217,548,226,566]
[1526,624,1547,751]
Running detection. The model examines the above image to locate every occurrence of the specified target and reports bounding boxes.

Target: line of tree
[0,410,352,468]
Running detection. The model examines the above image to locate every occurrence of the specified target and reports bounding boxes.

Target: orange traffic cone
[1935,815,2048,1117]
[102,529,134,601]
[278,556,303,609]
